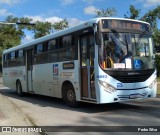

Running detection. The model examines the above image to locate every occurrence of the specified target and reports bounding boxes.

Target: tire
[16,81,23,97]
[63,84,79,107]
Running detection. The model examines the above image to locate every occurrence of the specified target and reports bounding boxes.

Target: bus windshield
[99,32,155,70]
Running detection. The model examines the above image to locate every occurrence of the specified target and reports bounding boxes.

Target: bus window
[3,54,6,61]
[48,40,57,50]
[18,49,24,57]
[11,52,15,59]
[36,44,43,54]
[63,35,72,47]
[7,53,11,60]
[3,54,7,67]
[17,49,24,66]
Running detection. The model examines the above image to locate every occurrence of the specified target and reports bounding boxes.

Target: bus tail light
[98,80,116,93]
[149,79,157,90]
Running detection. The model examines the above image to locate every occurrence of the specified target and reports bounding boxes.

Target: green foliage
[140,6,160,49]
[0,16,23,63]
[95,8,116,17]
[155,54,160,76]
[33,21,53,39]
[124,5,141,19]
[141,6,160,28]
[53,19,69,31]
[153,29,160,46]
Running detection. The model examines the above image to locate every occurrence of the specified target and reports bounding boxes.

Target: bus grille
[106,69,155,83]
[112,74,151,83]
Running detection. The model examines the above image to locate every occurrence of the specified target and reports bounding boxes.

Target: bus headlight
[149,79,157,89]
[98,80,116,93]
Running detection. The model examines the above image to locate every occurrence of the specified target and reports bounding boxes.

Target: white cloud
[0,0,20,5]
[82,0,103,4]
[25,15,63,24]
[60,0,76,5]
[135,0,160,7]
[45,17,63,23]
[26,15,83,27]
[0,9,12,16]
[84,5,99,15]
[21,35,34,44]
[68,18,83,26]
[145,0,160,7]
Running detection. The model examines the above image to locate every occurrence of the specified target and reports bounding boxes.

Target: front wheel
[16,81,23,97]
[63,84,79,107]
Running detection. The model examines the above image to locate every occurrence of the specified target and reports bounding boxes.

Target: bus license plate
[129,94,143,99]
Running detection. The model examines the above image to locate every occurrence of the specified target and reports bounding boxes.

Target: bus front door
[26,49,33,92]
[80,35,96,100]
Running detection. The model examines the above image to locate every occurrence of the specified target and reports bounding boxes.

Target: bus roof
[3,17,150,54]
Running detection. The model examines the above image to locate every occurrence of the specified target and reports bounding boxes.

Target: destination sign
[102,19,151,32]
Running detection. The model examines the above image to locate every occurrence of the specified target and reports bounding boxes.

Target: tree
[53,19,69,31]
[153,29,160,46]
[141,6,160,47]
[33,21,53,39]
[33,18,69,38]
[0,16,24,57]
[141,6,160,28]
[95,8,116,17]
[0,15,35,70]
[125,5,160,47]
[124,5,141,19]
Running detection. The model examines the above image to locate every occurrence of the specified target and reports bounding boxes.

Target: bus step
[81,97,96,102]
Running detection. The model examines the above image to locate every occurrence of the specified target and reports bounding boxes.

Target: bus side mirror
[95,32,101,45]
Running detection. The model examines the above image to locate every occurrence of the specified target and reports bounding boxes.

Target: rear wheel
[16,81,23,96]
[63,84,79,107]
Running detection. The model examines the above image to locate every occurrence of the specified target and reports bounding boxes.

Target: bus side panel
[3,66,27,92]
[32,60,81,100]
[32,63,55,97]
[58,60,81,101]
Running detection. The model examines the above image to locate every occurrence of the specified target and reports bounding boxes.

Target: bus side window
[17,49,24,66]
[36,44,43,54]
[11,52,15,60]
[34,43,44,64]
[3,54,7,68]
[48,39,57,51]
[9,52,16,67]
[7,53,11,60]
[3,54,6,61]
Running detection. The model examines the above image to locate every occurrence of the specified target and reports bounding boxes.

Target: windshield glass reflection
[99,33,155,70]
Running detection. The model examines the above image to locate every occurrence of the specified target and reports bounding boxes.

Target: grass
[157,77,160,95]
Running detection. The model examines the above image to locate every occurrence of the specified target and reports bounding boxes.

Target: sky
[0,0,160,43]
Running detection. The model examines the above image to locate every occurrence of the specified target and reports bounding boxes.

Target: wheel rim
[67,89,75,102]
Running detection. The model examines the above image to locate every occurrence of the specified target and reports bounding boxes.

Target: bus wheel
[16,81,23,97]
[63,84,79,107]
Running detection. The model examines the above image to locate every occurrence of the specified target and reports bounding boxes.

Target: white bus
[2,17,157,107]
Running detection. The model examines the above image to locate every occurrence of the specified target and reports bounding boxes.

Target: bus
[2,17,157,107]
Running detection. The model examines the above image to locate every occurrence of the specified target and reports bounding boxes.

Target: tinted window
[18,49,23,57]
[48,40,57,50]
[11,52,15,59]
[36,44,43,54]
[63,35,72,47]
